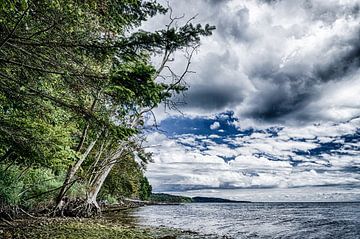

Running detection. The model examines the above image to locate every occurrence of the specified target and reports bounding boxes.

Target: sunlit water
[130,202,360,238]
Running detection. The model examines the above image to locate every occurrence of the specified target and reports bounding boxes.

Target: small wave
[134,202,360,239]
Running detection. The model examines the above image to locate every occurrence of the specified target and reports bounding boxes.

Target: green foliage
[0,0,214,210]
[99,154,144,199]
[67,182,87,200]
[139,176,152,201]
[0,82,78,170]
[21,167,63,208]
[0,165,65,208]
[101,194,118,205]
[0,165,24,205]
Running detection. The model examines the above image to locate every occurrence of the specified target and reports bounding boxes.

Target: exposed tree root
[52,198,101,218]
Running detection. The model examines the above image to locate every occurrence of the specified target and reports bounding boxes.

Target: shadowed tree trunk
[55,137,99,212]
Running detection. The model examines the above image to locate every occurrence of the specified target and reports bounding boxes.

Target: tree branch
[0,5,30,49]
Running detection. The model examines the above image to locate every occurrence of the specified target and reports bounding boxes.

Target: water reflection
[102,208,141,225]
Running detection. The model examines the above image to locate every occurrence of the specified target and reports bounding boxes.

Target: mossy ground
[0,217,219,239]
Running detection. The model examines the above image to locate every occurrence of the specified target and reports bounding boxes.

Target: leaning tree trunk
[82,117,138,216]
[85,163,114,215]
[55,98,100,212]
[84,147,124,216]
[54,139,99,213]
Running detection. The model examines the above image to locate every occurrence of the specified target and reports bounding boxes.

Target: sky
[142,0,360,202]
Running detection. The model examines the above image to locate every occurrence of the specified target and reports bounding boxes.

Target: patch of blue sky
[159,111,244,137]
[150,110,360,171]
[294,129,360,157]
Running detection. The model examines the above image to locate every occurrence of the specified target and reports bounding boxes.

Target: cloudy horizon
[143,0,360,201]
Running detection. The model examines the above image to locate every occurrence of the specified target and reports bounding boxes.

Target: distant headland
[150,193,251,204]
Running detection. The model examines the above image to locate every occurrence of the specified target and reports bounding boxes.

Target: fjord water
[133,202,360,238]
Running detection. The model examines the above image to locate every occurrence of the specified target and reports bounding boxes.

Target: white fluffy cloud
[210,121,220,130]
[145,116,360,197]
[141,0,360,201]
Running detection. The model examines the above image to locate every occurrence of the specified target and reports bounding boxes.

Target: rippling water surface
[132,202,360,238]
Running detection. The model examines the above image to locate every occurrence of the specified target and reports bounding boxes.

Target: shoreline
[0,216,225,239]
[0,203,228,239]
[0,197,239,239]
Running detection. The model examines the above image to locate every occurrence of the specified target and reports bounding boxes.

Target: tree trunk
[55,139,98,209]
[55,98,101,213]
[84,146,124,215]
[76,123,90,152]
[86,144,126,202]
[88,139,109,185]
[86,162,114,209]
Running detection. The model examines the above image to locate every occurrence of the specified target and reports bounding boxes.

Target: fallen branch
[19,208,37,219]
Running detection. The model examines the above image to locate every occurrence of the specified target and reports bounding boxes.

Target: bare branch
[0,5,30,49]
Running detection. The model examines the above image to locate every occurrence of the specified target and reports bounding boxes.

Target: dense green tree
[139,176,152,201]
[100,152,147,200]
[0,0,214,216]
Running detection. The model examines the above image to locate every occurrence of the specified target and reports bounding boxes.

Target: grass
[1,217,216,239]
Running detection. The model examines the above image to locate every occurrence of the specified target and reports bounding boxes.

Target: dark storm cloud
[183,85,244,110]
[243,79,314,121]
[243,27,360,121]
[257,0,281,4]
[158,0,360,124]
[204,0,230,6]
[179,49,246,112]
[243,69,317,121]
[315,32,360,82]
